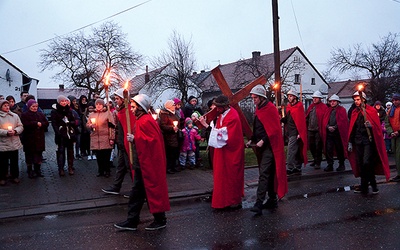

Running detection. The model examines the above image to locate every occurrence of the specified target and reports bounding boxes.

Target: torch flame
[357,84,364,91]
[123,80,129,90]
[273,83,279,90]
[105,72,111,86]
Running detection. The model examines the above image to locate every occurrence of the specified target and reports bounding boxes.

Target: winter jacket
[159,109,179,147]
[0,110,23,151]
[87,109,115,150]
[51,103,77,144]
[180,127,201,152]
[21,110,49,153]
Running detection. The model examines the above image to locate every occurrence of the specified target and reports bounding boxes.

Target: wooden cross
[211,66,267,140]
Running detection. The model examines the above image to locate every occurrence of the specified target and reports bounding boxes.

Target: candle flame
[7,125,12,131]
[90,118,96,124]
[173,121,178,127]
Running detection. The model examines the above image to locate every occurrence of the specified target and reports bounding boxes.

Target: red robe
[117,106,136,167]
[306,102,328,137]
[348,105,390,181]
[133,113,170,213]
[321,105,349,158]
[286,102,308,165]
[256,102,288,199]
[212,107,245,209]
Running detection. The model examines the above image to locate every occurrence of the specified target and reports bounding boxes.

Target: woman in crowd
[0,99,24,185]
[87,99,115,177]
[21,99,49,178]
[6,95,22,117]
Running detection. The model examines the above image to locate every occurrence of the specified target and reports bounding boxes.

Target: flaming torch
[357,83,372,142]
[104,70,111,109]
[123,80,134,165]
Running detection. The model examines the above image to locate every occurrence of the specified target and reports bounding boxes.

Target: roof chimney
[252,51,261,59]
[59,84,64,91]
[145,65,150,83]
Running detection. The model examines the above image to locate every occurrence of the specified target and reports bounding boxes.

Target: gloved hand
[348,142,353,152]
[127,133,134,142]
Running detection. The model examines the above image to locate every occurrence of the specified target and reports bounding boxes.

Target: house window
[293,56,300,62]
[311,78,315,85]
[294,74,300,84]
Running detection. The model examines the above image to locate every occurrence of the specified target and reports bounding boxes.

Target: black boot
[34,164,44,177]
[27,165,34,179]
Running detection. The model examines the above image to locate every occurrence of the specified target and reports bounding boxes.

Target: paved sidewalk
[0,127,396,219]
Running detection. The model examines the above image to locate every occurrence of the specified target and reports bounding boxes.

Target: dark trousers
[80,133,91,156]
[165,145,179,171]
[308,130,323,165]
[355,142,377,191]
[94,149,112,175]
[111,147,131,191]
[255,147,276,203]
[127,168,166,223]
[326,132,345,166]
[56,140,74,170]
[0,150,19,180]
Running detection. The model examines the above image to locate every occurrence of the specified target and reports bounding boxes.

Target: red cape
[134,113,170,213]
[286,102,308,165]
[306,102,328,136]
[212,107,245,208]
[321,105,349,158]
[348,105,390,180]
[256,101,288,199]
[117,106,136,167]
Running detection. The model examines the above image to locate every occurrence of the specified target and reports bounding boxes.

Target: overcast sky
[1,0,399,88]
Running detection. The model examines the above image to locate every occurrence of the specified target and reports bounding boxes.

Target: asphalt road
[1,173,399,249]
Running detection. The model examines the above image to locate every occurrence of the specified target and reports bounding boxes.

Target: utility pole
[272,0,281,107]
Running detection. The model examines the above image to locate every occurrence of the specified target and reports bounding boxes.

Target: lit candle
[173,121,178,127]
[90,118,96,131]
[7,125,12,132]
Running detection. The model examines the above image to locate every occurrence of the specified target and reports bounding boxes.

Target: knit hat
[27,99,37,109]
[164,100,175,112]
[374,101,382,106]
[185,117,193,125]
[188,96,197,103]
[173,98,182,105]
[57,95,69,104]
[68,95,77,103]
[0,99,9,109]
[95,99,105,106]
[392,93,400,101]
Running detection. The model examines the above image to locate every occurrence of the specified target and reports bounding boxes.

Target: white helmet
[312,90,323,98]
[386,101,392,107]
[132,94,151,113]
[114,88,128,99]
[352,91,367,100]
[250,85,267,98]
[287,89,299,98]
[329,94,340,102]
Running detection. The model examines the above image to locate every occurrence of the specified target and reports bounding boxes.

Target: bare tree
[328,32,400,101]
[39,21,142,98]
[149,30,198,104]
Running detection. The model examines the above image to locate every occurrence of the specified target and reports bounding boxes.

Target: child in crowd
[179,118,201,170]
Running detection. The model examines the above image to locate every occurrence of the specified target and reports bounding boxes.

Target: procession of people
[0,84,398,232]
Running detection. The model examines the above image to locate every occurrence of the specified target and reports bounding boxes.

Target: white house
[0,55,38,101]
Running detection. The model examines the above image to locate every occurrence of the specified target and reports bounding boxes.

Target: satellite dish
[6,69,11,82]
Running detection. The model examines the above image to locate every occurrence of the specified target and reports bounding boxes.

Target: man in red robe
[210,95,244,210]
[306,91,328,169]
[321,94,349,172]
[246,85,287,215]
[114,94,170,231]
[282,90,308,175]
[348,91,390,194]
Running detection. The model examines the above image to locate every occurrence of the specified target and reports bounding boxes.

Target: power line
[290,0,306,55]
[1,0,152,55]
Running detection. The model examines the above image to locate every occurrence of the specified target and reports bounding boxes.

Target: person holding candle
[159,100,180,174]
[21,99,49,178]
[51,95,77,176]
[0,99,24,185]
[114,94,170,231]
[87,99,115,177]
